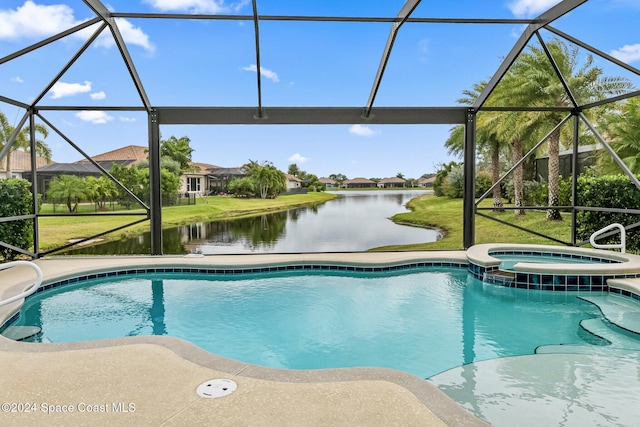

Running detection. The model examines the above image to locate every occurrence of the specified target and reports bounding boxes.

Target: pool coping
[0,251,486,426]
[467,243,640,274]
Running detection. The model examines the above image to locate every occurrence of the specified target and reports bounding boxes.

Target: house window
[187,177,201,192]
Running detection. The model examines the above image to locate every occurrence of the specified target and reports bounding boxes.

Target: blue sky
[1,0,640,179]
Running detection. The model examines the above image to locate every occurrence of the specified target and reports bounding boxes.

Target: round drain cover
[196,379,237,398]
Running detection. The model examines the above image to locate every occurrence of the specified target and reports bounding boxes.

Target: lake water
[63,190,440,255]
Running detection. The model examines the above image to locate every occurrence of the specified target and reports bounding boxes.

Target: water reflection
[62,190,440,255]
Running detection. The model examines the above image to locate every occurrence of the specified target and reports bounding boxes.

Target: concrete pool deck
[0,252,487,427]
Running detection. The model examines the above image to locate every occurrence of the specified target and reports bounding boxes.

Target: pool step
[536,315,640,356]
[1,325,41,341]
[483,271,515,287]
[579,318,640,349]
[578,294,640,335]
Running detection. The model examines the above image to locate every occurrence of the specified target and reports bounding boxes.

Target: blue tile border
[469,250,640,292]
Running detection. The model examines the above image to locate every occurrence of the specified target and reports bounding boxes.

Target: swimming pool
[8,266,607,379]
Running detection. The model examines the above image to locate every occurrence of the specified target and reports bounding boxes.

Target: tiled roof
[319,177,336,184]
[76,145,148,164]
[344,177,375,184]
[378,177,406,183]
[189,162,220,173]
[0,150,51,172]
[284,173,303,182]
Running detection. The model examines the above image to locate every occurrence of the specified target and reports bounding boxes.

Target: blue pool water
[13,267,605,379]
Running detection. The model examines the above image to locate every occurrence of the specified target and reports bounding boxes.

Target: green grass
[373,194,573,251]
[37,192,337,251]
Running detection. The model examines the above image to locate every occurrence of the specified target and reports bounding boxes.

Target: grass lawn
[374,194,573,251]
[37,192,337,251]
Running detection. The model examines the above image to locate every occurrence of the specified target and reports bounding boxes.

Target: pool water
[14,267,605,379]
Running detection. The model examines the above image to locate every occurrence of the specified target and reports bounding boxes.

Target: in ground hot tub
[466,244,640,291]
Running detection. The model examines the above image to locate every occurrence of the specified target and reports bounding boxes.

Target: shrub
[0,179,33,260]
[576,174,640,251]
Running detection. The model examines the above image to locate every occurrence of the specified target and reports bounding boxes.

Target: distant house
[418,176,436,188]
[181,162,220,197]
[377,177,406,188]
[319,177,337,188]
[344,177,376,188]
[25,145,150,195]
[0,150,51,180]
[284,173,303,192]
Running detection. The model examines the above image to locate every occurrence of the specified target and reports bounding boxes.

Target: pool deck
[0,252,487,427]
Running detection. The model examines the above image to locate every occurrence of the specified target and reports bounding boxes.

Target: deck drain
[196,379,237,398]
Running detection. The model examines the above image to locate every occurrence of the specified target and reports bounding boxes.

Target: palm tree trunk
[4,147,12,179]
[513,139,525,215]
[491,140,504,212]
[546,130,562,220]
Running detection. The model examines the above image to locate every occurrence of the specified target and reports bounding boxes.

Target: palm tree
[47,175,87,212]
[500,38,634,220]
[597,97,640,174]
[445,81,506,211]
[0,111,51,178]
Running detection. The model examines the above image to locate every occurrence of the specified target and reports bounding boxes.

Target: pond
[62,190,441,255]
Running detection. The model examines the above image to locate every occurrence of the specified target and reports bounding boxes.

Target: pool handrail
[0,261,43,308]
[590,223,626,254]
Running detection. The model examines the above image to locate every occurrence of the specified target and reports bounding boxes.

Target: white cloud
[76,111,114,124]
[143,0,226,14]
[49,81,92,99]
[507,0,561,18]
[11,76,24,83]
[611,44,640,63]
[0,1,78,39]
[90,91,106,100]
[0,2,154,52]
[242,64,279,83]
[288,153,309,164]
[94,18,155,52]
[349,125,377,137]
[119,116,137,123]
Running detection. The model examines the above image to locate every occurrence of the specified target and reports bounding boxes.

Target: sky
[1,0,640,179]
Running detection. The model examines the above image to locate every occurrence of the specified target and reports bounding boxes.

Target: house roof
[419,176,436,184]
[285,173,303,182]
[0,150,51,172]
[319,177,336,184]
[76,145,148,165]
[378,177,406,184]
[189,162,221,173]
[344,177,375,184]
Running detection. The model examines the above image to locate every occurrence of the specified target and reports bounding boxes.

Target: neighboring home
[344,177,376,188]
[0,150,51,180]
[319,177,337,188]
[535,144,600,182]
[377,177,406,188]
[418,176,436,188]
[26,145,150,195]
[284,173,303,192]
[181,162,220,197]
